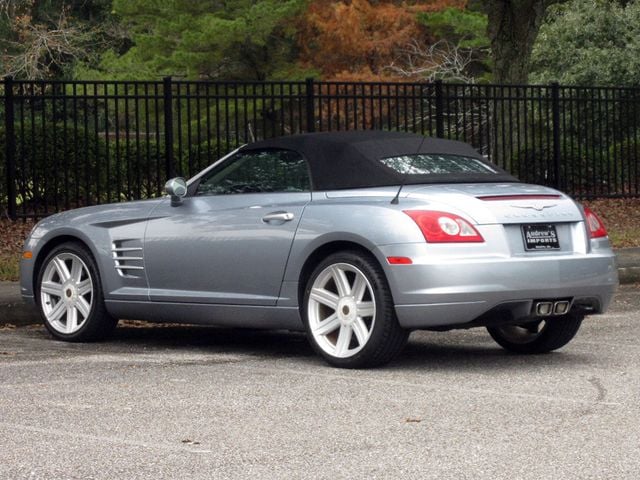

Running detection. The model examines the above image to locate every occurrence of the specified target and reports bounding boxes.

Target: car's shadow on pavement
[391,338,590,372]
[85,323,591,372]
[109,324,315,358]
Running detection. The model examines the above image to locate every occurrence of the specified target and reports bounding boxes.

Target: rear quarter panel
[279,191,425,306]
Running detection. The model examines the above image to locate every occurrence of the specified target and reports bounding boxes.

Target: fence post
[163,76,174,179]
[4,76,17,220]
[435,80,445,138]
[551,82,561,189]
[305,77,315,133]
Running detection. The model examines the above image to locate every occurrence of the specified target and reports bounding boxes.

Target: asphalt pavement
[0,284,639,479]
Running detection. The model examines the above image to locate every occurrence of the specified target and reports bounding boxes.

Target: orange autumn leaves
[297,0,467,81]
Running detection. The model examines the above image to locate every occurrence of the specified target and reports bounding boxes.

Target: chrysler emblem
[511,203,558,212]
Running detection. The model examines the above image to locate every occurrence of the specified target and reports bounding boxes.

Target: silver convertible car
[20,131,618,368]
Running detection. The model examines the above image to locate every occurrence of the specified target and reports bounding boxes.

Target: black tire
[302,250,409,368]
[487,311,584,354]
[36,241,118,342]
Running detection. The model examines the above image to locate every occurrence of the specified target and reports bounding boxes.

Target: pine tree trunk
[482,0,566,172]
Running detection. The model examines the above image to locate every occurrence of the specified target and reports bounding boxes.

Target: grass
[604,227,640,248]
[0,218,36,282]
[0,198,638,282]
[0,254,20,281]
[583,198,640,249]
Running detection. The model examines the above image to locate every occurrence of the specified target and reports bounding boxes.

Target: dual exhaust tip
[534,300,571,317]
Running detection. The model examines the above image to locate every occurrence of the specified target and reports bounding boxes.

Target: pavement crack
[588,376,607,402]
[230,363,622,407]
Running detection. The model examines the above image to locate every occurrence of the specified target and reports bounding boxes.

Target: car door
[143,148,312,306]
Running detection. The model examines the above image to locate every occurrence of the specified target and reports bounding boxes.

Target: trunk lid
[404,183,583,225]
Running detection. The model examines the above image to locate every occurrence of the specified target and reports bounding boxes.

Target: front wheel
[302,251,409,368]
[36,242,117,342]
[487,312,584,354]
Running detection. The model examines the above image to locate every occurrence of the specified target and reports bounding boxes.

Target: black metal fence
[2,77,639,218]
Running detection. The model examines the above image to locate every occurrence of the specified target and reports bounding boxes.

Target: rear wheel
[36,242,117,342]
[487,312,583,354]
[302,251,409,368]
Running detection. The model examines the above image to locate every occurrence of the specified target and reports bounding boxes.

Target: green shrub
[0,122,234,215]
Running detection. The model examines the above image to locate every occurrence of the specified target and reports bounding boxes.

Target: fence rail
[2,77,639,218]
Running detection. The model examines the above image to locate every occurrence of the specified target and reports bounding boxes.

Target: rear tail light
[583,206,608,238]
[404,210,484,243]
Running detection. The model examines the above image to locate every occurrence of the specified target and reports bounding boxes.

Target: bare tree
[0,0,22,18]
[2,8,95,79]
[386,40,489,148]
[387,39,478,83]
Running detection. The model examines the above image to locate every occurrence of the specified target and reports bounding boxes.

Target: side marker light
[387,256,413,265]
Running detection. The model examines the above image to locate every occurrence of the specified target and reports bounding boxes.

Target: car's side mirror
[165,177,188,206]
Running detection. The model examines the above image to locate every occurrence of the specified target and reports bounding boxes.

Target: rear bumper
[378,244,618,329]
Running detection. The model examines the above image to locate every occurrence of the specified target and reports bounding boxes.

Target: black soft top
[241,130,517,190]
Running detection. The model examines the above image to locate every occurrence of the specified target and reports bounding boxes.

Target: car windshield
[380,154,498,175]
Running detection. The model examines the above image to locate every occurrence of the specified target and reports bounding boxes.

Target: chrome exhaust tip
[533,299,572,317]
[553,301,570,315]
[535,302,554,316]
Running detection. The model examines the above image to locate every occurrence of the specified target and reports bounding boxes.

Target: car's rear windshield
[380,154,498,175]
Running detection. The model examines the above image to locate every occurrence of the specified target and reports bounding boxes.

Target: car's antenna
[391,135,426,205]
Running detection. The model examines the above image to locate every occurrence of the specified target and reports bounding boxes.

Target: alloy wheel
[40,252,94,334]
[307,262,376,358]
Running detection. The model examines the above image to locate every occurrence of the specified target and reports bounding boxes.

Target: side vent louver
[112,240,144,278]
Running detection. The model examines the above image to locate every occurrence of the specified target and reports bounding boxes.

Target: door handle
[262,211,294,223]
